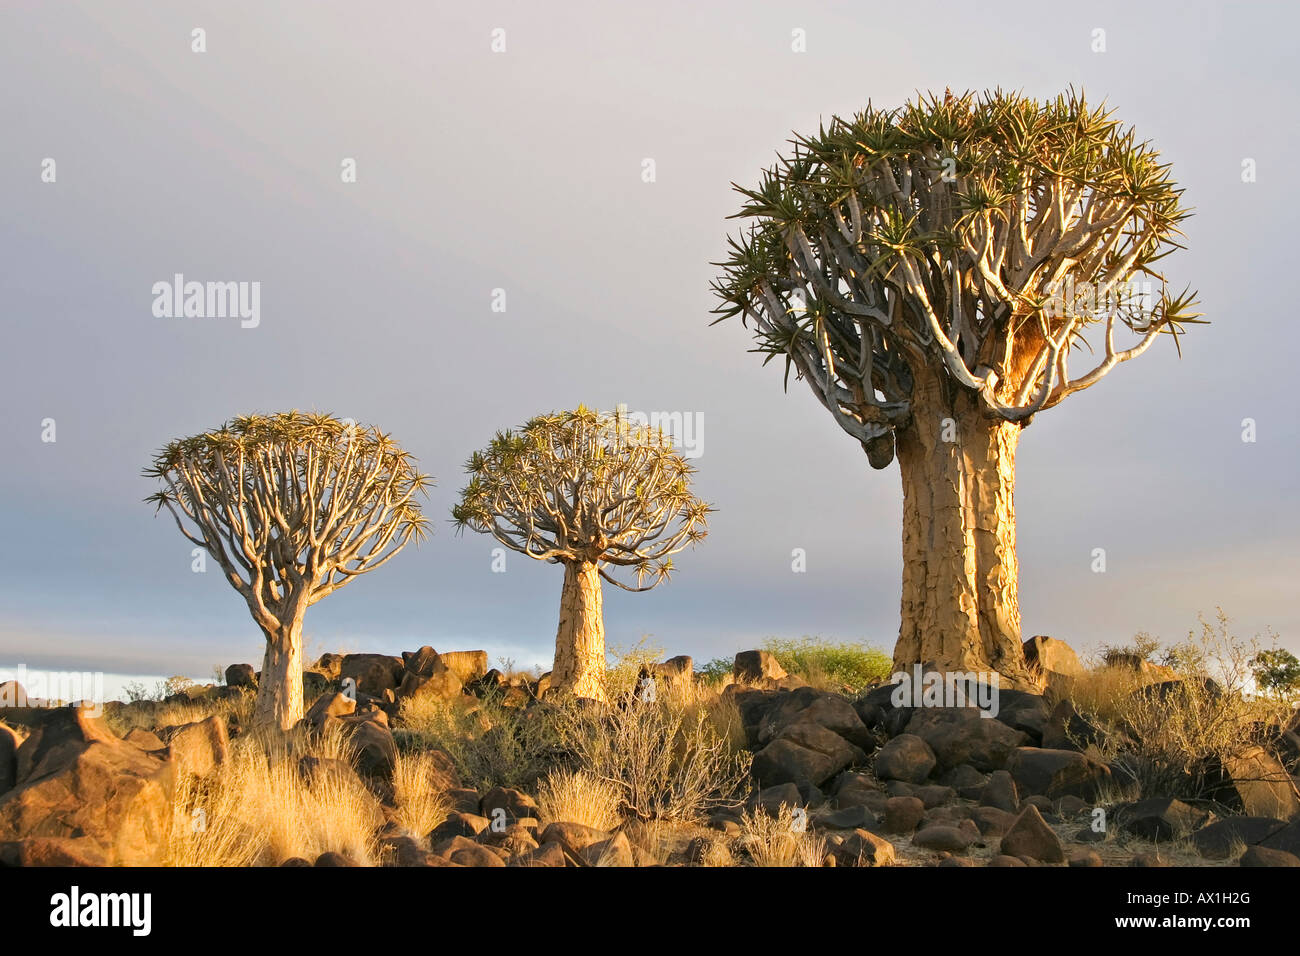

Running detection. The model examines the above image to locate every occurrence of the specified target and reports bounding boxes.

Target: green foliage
[761,637,893,692]
[1251,648,1300,697]
[696,658,734,683]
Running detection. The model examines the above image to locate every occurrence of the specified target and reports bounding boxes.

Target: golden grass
[166,722,382,866]
[536,768,623,830]
[391,749,453,839]
[739,805,826,867]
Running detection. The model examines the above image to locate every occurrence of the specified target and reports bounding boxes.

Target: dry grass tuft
[391,749,453,839]
[739,805,826,867]
[166,721,382,866]
[536,768,623,830]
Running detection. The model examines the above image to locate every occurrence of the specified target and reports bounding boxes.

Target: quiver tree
[452,406,711,702]
[711,90,1200,682]
[145,411,431,729]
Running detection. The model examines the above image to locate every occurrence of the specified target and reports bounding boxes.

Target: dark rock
[733,650,788,684]
[1008,747,1111,800]
[1000,805,1065,863]
[1118,797,1211,841]
[1191,817,1287,859]
[882,795,926,834]
[340,654,404,697]
[980,770,1020,813]
[1240,845,1300,867]
[905,708,1028,772]
[225,663,256,688]
[874,733,936,784]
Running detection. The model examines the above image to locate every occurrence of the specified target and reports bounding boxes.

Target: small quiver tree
[145,412,431,730]
[711,89,1201,682]
[452,406,711,702]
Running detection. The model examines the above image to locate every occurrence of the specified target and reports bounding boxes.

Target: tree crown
[452,406,711,591]
[712,88,1201,464]
[145,411,431,630]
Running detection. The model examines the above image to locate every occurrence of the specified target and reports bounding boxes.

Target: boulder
[304,691,356,732]
[1008,747,1111,800]
[312,654,344,681]
[653,656,694,692]
[756,687,875,751]
[990,690,1052,744]
[1041,700,1105,752]
[882,795,926,834]
[341,714,397,782]
[224,663,256,688]
[581,831,634,867]
[481,786,541,824]
[508,841,568,868]
[734,650,788,684]
[825,828,894,866]
[1257,819,1300,856]
[747,782,802,816]
[854,682,913,738]
[1022,636,1083,689]
[1000,805,1065,863]
[539,821,610,853]
[402,646,441,677]
[439,651,489,684]
[1191,817,1288,859]
[429,812,491,842]
[912,824,975,853]
[396,668,463,701]
[1117,797,1210,841]
[969,806,1019,839]
[815,805,878,831]
[750,720,866,788]
[1240,846,1300,867]
[340,654,404,697]
[1206,746,1300,820]
[905,708,1028,772]
[314,851,358,867]
[0,707,174,865]
[874,734,937,784]
[166,716,229,778]
[980,770,1020,813]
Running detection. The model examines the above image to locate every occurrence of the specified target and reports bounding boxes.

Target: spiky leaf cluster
[711,88,1202,466]
[452,406,711,591]
[145,410,431,631]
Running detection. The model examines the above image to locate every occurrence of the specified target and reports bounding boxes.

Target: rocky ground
[1,639,1298,867]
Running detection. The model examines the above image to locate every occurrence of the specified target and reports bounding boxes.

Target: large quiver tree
[146,411,431,729]
[712,90,1200,682]
[452,406,711,701]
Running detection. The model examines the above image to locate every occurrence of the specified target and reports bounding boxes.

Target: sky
[2,0,1297,699]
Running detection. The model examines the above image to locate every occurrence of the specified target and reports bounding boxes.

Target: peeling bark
[253,612,305,731]
[894,369,1032,684]
[551,560,606,702]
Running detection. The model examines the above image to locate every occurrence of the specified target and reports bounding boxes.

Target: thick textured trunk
[253,613,304,731]
[893,371,1032,685]
[551,560,606,701]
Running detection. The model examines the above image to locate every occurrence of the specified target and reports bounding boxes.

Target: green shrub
[762,637,892,692]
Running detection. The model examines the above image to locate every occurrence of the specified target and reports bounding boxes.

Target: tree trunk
[893,371,1033,685]
[551,560,607,701]
[253,612,304,731]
